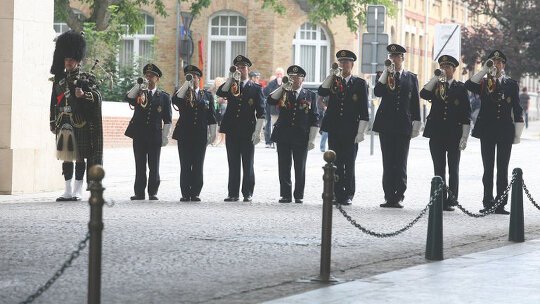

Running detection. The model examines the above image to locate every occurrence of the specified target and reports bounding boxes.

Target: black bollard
[509,168,525,242]
[425,176,444,261]
[87,165,105,304]
[317,150,337,282]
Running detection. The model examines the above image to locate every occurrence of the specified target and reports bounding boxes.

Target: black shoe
[224,197,239,202]
[149,195,159,200]
[479,200,494,213]
[130,195,145,200]
[191,196,201,202]
[56,196,75,202]
[295,199,303,204]
[179,197,190,202]
[279,198,292,203]
[243,196,252,202]
[380,201,404,208]
[494,207,510,215]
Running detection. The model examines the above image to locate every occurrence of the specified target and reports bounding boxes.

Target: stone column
[0,0,61,194]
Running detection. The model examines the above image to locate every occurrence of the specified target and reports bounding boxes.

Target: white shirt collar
[497,73,505,83]
[294,86,303,96]
[447,79,454,85]
[242,79,249,86]
[149,87,157,95]
[344,75,353,83]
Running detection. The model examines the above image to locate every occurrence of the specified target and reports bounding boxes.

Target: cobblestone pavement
[1,122,540,304]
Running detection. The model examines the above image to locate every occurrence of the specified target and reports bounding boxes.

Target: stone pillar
[0,0,61,194]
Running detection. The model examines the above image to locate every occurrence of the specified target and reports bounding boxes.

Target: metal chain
[19,232,91,304]
[335,186,443,238]
[523,181,540,211]
[450,173,516,218]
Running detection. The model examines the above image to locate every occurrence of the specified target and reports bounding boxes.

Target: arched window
[53,9,84,34]
[208,13,247,81]
[292,23,331,84]
[119,13,155,68]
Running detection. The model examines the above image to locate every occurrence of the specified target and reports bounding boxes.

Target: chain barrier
[448,173,516,218]
[523,181,540,211]
[19,231,91,304]
[335,186,443,238]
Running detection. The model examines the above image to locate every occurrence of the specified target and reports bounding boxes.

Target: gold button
[340,113,343,116]
[497,116,500,119]
[236,114,240,118]
[292,123,295,126]
[443,118,447,120]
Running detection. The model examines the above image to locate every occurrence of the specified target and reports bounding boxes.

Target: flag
[198,38,204,88]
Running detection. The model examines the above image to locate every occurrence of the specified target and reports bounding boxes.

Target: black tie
[149,90,153,98]
[240,82,245,90]
[292,91,297,101]
[395,72,400,80]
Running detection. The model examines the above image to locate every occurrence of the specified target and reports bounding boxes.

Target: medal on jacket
[487,75,496,93]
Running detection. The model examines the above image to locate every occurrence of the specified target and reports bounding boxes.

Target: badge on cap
[340,51,346,56]
[293,66,298,72]
[390,45,396,51]
[442,56,447,61]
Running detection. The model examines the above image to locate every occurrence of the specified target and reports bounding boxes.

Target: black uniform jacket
[421,80,471,140]
[267,88,319,143]
[318,76,369,141]
[171,89,217,144]
[217,80,265,139]
[124,89,173,145]
[465,77,524,143]
[373,71,421,136]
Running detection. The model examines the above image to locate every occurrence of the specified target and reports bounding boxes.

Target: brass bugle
[486,59,494,68]
[384,59,392,67]
[434,69,442,77]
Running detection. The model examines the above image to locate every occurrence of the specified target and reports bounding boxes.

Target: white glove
[251,118,265,145]
[321,74,334,89]
[459,124,471,150]
[161,123,171,147]
[470,62,491,83]
[207,124,217,145]
[270,86,285,100]
[221,77,235,92]
[127,84,139,98]
[423,75,439,91]
[378,69,389,84]
[513,122,525,144]
[175,79,191,98]
[307,126,319,150]
[355,120,369,143]
[411,121,422,138]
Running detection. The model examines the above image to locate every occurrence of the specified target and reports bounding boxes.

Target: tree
[461,0,539,81]
[55,0,395,100]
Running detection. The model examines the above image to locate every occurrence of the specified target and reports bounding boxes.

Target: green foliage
[461,0,539,81]
[307,0,396,33]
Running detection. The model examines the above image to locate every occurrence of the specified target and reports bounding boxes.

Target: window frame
[292,23,331,85]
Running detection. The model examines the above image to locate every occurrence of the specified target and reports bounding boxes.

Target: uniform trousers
[276,140,308,199]
[379,132,410,202]
[225,136,255,198]
[429,137,461,201]
[480,138,512,206]
[133,138,161,196]
[178,141,207,198]
[328,133,358,202]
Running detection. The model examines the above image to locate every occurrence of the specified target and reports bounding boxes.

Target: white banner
[433,24,461,61]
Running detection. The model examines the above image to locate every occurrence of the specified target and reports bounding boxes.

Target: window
[292,23,331,84]
[119,13,155,69]
[53,10,84,34]
[208,13,247,81]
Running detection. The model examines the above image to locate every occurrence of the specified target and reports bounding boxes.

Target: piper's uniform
[267,65,319,202]
[217,55,265,201]
[464,50,524,211]
[125,64,172,199]
[318,50,369,205]
[172,65,217,201]
[373,44,421,207]
[49,30,103,201]
[421,55,471,207]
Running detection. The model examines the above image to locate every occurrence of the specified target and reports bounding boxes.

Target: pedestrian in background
[317,95,328,152]
[262,67,284,148]
[519,87,530,129]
